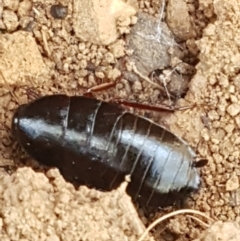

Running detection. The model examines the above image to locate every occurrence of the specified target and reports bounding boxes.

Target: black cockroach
[12,94,207,208]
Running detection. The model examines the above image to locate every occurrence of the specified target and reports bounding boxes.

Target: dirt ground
[0,0,240,240]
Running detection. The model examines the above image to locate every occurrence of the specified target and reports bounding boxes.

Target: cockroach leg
[2,136,14,148]
[0,70,19,103]
[0,123,10,132]
[1,153,12,160]
[0,165,17,175]
[109,99,175,112]
[24,87,41,101]
[108,98,197,113]
[82,91,94,98]
[83,75,122,95]
[83,75,202,113]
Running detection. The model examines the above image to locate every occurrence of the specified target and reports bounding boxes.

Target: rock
[72,0,137,45]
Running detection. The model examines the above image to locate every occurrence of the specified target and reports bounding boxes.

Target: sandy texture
[0,32,48,85]
[0,0,240,240]
[193,221,240,241]
[0,167,153,241]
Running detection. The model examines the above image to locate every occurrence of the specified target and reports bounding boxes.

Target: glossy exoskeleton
[12,95,205,208]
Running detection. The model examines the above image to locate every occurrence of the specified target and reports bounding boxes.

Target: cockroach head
[12,104,27,139]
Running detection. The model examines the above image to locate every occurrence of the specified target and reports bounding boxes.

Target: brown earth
[0,0,240,240]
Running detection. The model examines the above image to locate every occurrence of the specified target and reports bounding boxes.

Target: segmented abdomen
[64,96,200,207]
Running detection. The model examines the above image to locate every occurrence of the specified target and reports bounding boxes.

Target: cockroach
[12,94,207,208]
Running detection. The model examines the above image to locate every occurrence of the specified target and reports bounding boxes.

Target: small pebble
[226,174,239,191]
[226,103,240,117]
[50,4,68,19]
